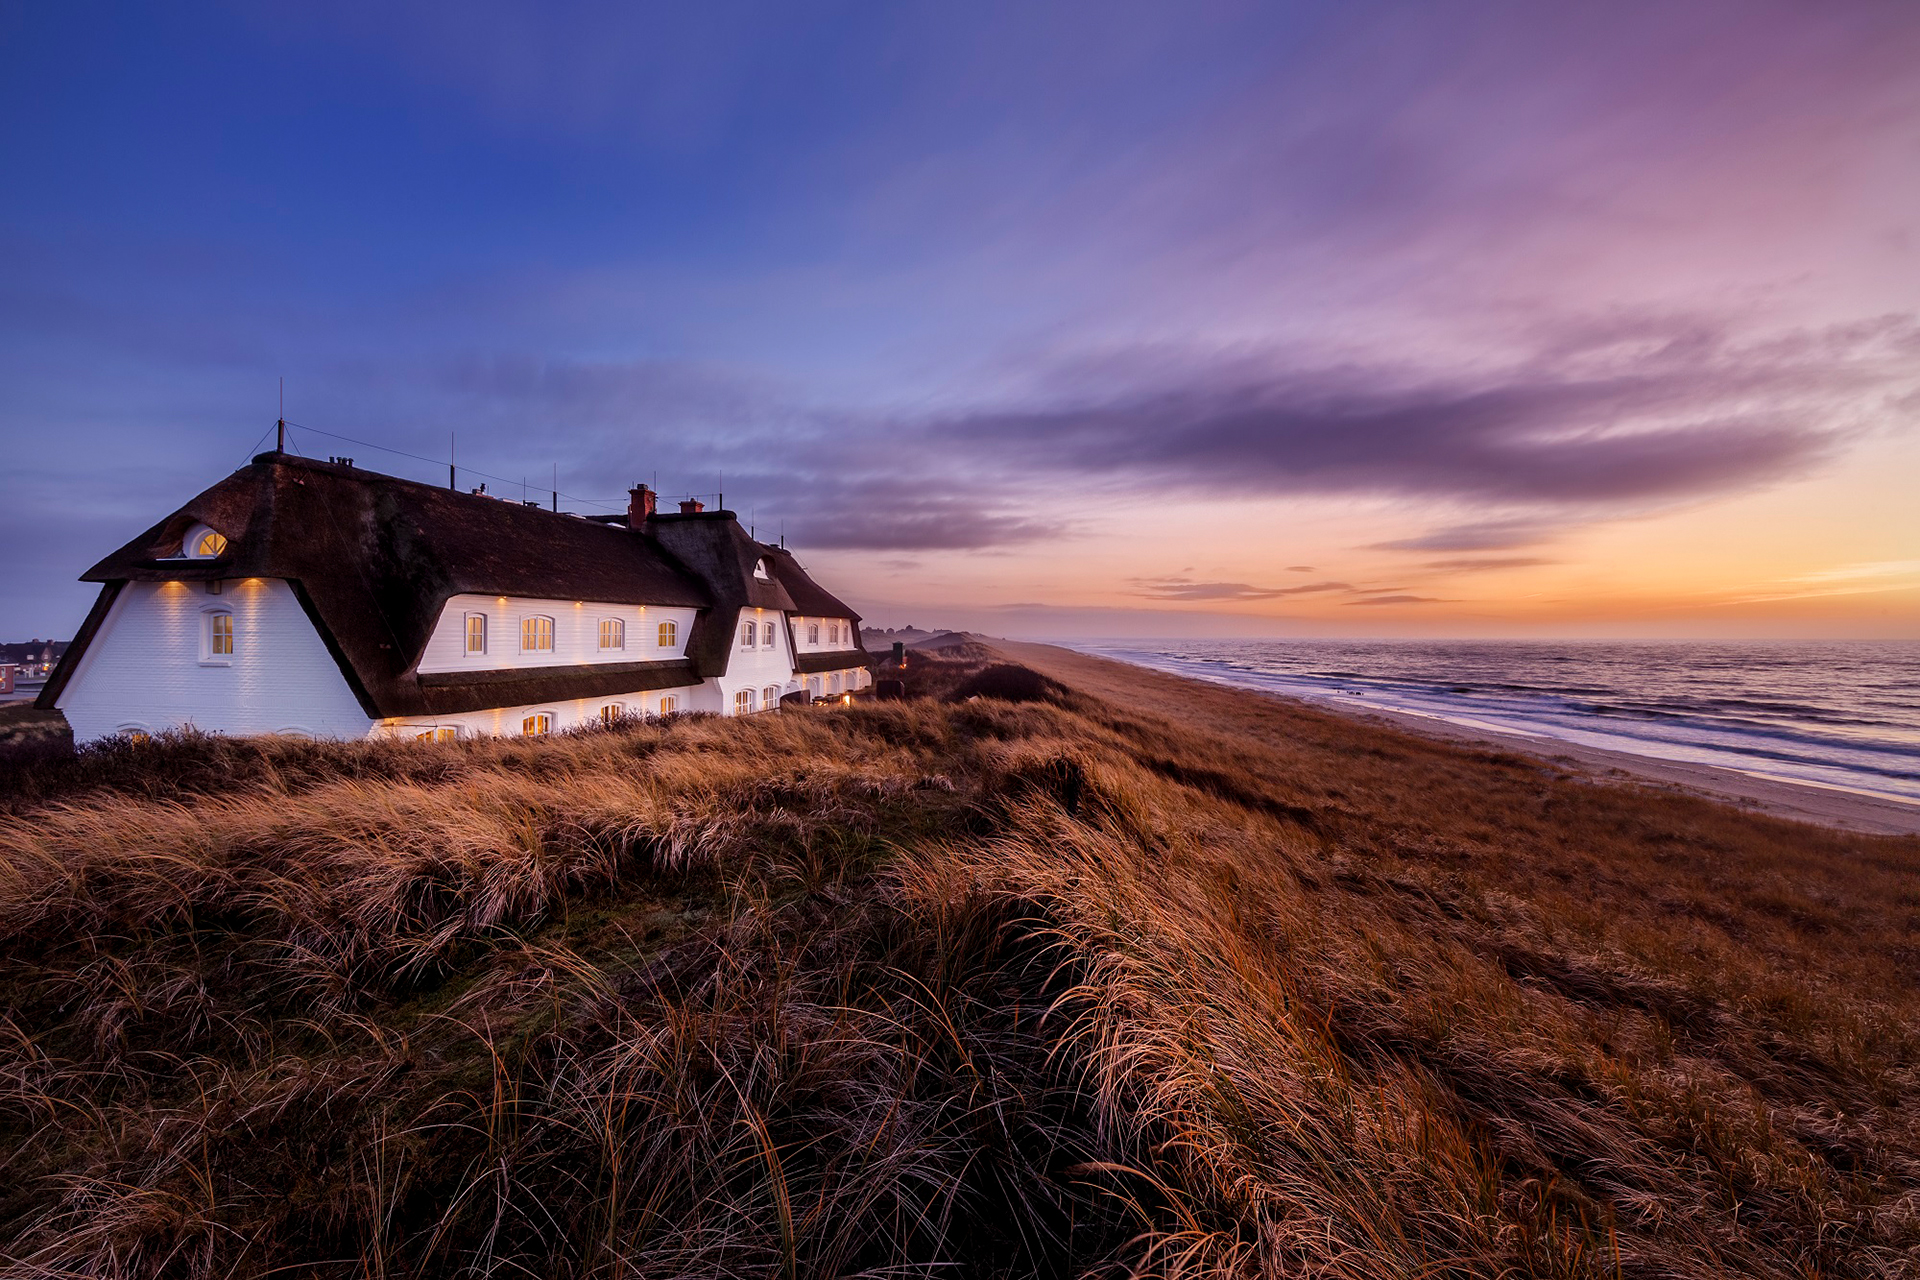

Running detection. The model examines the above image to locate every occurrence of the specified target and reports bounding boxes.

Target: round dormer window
[184,523,228,558]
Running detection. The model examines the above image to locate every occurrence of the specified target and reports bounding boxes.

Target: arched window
[763,684,778,709]
[734,688,756,715]
[416,726,458,742]
[521,616,554,652]
[740,620,756,648]
[761,621,776,647]
[465,613,487,654]
[807,676,820,698]
[829,673,842,694]
[600,703,625,726]
[808,622,820,645]
[522,713,552,736]
[599,618,625,650]
[658,695,678,716]
[183,524,228,558]
[204,609,234,662]
[657,620,677,647]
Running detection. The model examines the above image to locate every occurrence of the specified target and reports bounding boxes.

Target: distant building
[0,640,67,678]
[40,452,870,743]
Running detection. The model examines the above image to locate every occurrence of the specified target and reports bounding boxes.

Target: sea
[1071,640,1920,807]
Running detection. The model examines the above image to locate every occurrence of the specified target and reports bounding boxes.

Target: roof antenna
[276,377,285,453]
[552,462,558,512]
[449,432,456,490]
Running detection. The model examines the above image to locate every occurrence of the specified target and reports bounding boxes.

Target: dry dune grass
[1,647,1917,1278]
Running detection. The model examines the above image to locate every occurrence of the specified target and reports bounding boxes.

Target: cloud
[942,316,1913,513]
[1420,557,1557,572]
[1130,576,1352,601]
[1366,518,1566,551]
[1345,594,1446,606]
[1287,565,1315,572]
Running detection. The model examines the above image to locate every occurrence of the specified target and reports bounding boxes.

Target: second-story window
[808,622,820,645]
[599,618,624,650]
[761,621,776,647]
[740,620,756,648]
[522,616,554,653]
[657,619,677,648]
[465,613,487,654]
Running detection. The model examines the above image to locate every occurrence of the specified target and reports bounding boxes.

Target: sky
[3,0,1917,640]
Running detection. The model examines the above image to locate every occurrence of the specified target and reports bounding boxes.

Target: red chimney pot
[679,498,705,514]
[627,484,657,526]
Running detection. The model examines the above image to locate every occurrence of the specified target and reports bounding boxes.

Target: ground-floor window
[829,673,842,693]
[522,713,552,736]
[600,703,624,727]
[762,684,778,709]
[658,695,677,716]
[734,688,756,715]
[416,726,458,742]
[807,676,820,698]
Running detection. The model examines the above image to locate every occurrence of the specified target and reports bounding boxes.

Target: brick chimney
[627,484,656,525]
[679,498,705,514]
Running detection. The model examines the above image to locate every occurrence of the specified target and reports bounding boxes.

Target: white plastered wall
[379,681,706,739]
[56,578,375,743]
[417,594,699,673]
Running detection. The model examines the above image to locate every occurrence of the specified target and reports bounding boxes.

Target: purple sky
[3,1,1917,638]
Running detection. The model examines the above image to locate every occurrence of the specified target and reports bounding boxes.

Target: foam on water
[1073,640,1920,807]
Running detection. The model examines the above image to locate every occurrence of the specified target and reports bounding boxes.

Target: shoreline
[997,640,1920,838]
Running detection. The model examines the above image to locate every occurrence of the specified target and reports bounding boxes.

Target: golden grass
[0,649,1916,1278]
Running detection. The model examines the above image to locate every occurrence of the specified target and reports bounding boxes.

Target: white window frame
[740,620,756,649]
[182,523,228,559]
[521,615,555,654]
[657,695,678,716]
[763,684,778,709]
[465,612,488,655]
[522,712,554,736]
[761,621,776,648]
[734,688,756,715]
[657,620,677,648]
[598,618,625,651]
[753,558,771,581]
[201,607,234,665]
[807,622,820,645]
[599,702,625,727]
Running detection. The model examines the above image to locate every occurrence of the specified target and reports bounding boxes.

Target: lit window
[658,695,677,716]
[465,613,487,654]
[521,616,554,652]
[740,620,756,648]
[600,703,624,726]
[808,622,820,645]
[599,619,625,650]
[415,727,458,742]
[657,620,677,647]
[763,684,778,709]
[195,530,228,557]
[522,713,552,736]
[734,688,756,715]
[206,610,233,659]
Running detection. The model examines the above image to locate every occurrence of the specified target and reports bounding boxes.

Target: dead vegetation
[1,647,1917,1278]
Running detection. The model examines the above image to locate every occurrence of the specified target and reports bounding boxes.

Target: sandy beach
[998,640,1920,838]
